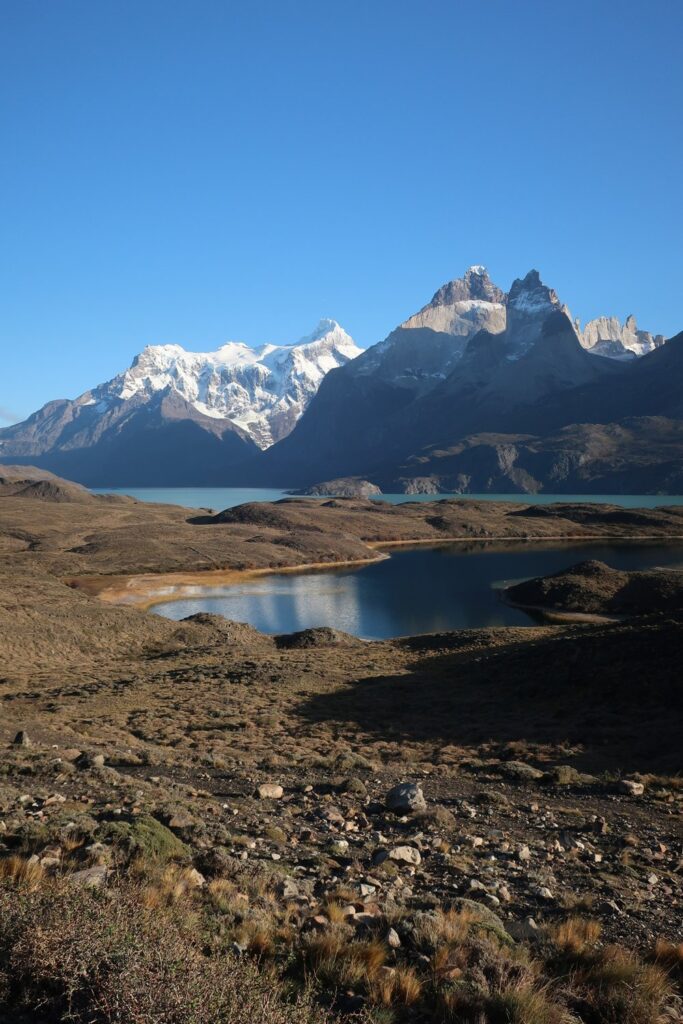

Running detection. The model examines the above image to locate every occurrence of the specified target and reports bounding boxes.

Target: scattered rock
[256,783,284,800]
[167,811,195,830]
[76,752,106,770]
[386,782,426,815]
[387,845,421,866]
[618,779,645,797]
[69,865,109,888]
[500,761,544,781]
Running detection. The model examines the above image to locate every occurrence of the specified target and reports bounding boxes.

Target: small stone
[276,877,300,900]
[329,839,350,855]
[518,845,532,862]
[256,783,284,800]
[618,779,645,797]
[12,730,31,747]
[69,865,109,888]
[42,793,66,807]
[388,845,421,866]
[76,752,105,770]
[501,761,544,781]
[185,868,206,888]
[385,782,426,815]
[385,927,401,948]
[168,812,195,829]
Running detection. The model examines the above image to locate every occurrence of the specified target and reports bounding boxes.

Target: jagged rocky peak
[429,265,507,306]
[501,270,567,361]
[507,269,562,317]
[401,265,507,337]
[577,313,665,360]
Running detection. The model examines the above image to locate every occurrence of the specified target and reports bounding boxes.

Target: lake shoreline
[70,531,683,614]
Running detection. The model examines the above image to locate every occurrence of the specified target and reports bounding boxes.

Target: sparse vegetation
[2,860,680,1023]
[0,875,329,1024]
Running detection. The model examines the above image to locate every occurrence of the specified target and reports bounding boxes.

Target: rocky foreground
[0,472,682,1022]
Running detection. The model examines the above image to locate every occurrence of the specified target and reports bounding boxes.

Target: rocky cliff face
[577,314,665,360]
[401,265,507,338]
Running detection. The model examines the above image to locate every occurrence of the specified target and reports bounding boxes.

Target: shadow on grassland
[296,616,683,775]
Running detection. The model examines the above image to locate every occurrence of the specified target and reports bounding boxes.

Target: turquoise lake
[91,487,683,510]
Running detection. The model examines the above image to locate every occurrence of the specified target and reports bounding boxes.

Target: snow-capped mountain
[1,265,676,491]
[0,319,361,486]
[88,318,361,449]
[576,314,665,360]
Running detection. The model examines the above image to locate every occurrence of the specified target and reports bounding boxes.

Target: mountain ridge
[2,266,680,491]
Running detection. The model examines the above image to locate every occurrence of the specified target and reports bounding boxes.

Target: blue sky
[2,0,682,423]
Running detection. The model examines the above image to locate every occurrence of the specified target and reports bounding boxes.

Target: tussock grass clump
[570,945,674,1024]
[549,916,603,958]
[0,854,45,888]
[0,876,329,1024]
[652,938,683,978]
[369,965,423,1007]
[544,921,676,1024]
[303,930,392,992]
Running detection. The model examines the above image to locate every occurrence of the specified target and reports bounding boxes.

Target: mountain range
[0,320,360,486]
[2,266,681,493]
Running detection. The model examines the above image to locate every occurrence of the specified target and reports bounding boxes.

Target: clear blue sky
[2,0,682,423]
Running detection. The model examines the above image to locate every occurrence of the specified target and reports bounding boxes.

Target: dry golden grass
[368,965,423,1008]
[0,854,44,888]
[324,899,351,925]
[653,938,683,976]
[565,944,674,1024]
[549,916,603,957]
[388,966,423,1006]
[411,905,495,955]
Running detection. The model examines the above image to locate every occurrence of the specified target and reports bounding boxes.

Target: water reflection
[153,541,683,639]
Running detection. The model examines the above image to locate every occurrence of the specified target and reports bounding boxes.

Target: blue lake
[151,540,683,640]
[91,486,683,511]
